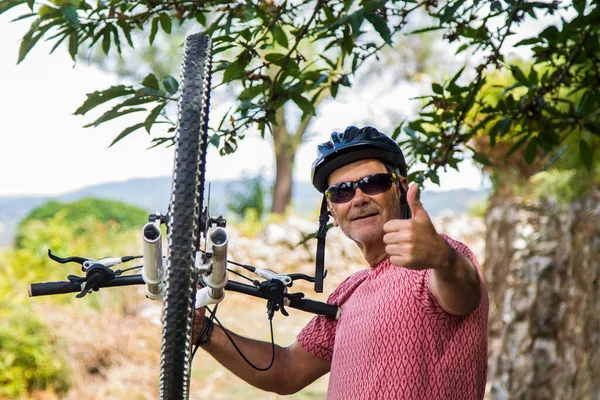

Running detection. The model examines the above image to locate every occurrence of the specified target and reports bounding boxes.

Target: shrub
[15,198,148,249]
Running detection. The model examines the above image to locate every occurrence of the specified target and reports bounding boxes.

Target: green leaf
[540,25,559,41]
[432,83,443,95]
[240,83,268,100]
[514,37,541,47]
[349,10,364,37]
[510,65,529,87]
[159,12,172,34]
[292,94,315,116]
[162,75,178,94]
[426,170,440,186]
[138,87,164,97]
[407,26,443,35]
[102,25,111,55]
[579,139,593,172]
[61,5,79,28]
[440,0,467,24]
[319,55,337,69]
[149,18,159,45]
[455,44,468,54]
[68,31,78,60]
[524,139,537,164]
[111,23,121,55]
[0,0,26,15]
[223,59,246,83]
[109,123,145,147]
[272,23,288,48]
[573,0,586,15]
[84,107,146,128]
[18,19,41,63]
[27,0,34,10]
[117,20,134,47]
[209,133,221,148]
[365,13,391,44]
[142,73,160,91]
[74,85,135,115]
[472,152,492,166]
[144,102,166,133]
[330,83,339,98]
[342,26,353,54]
[264,52,287,66]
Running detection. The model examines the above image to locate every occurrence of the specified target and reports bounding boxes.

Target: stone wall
[485,194,600,399]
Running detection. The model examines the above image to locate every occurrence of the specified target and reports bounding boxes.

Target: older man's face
[327,159,405,249]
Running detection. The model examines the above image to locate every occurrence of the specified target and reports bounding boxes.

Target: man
[194,126,488,399]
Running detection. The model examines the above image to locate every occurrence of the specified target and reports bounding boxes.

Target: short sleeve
[297,269,370,361]
[415,234,486,317]
[297,314,337,360]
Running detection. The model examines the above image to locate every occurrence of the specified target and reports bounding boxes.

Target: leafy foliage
[5,0,600,185]
[0,302,71,398]
[227,175,267,220]
[15,197,148,249]
[0,256,70,398]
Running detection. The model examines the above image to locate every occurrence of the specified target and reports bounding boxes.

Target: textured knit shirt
[297,235,488,400]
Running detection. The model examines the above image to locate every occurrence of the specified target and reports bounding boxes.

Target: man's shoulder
[327,268,371,305]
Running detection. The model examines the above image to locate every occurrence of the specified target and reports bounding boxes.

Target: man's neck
[358,242,388,267]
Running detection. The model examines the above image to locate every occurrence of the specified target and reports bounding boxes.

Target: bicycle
[28,33,339,400]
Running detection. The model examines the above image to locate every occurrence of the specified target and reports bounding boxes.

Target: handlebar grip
[288,297,340,320]
[29,280,81,297]
[28,275,145,297]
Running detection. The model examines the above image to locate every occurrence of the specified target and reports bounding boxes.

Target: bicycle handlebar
[28,275,340,320]
[28,275,145,297]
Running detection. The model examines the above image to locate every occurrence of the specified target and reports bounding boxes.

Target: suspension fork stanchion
[195,225,228,308]
[142,220,166,301]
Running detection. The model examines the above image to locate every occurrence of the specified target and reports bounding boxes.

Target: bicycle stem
[196,226,229,307]
[142,221,165,301]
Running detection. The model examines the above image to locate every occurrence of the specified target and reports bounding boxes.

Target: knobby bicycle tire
[159,33,212,400]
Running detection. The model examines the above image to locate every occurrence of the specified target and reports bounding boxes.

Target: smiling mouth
[352,213,378,221]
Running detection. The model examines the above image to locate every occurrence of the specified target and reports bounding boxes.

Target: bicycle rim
[159,33,212,400]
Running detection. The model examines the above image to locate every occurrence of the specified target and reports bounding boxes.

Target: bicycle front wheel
[159,33,212,400]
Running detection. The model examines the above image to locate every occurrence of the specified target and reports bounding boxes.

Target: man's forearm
[200,324,293,395]
[429,244,481,316]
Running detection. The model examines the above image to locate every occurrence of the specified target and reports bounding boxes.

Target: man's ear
[327,203,339,227]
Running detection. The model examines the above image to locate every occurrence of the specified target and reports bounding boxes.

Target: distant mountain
[0,177,488,248]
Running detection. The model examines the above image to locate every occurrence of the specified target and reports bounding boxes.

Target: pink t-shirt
[298,236,488,400]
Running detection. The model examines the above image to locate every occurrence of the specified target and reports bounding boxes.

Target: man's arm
[194,308,331,395]
[383,184,481,316]
[427,240,481,316]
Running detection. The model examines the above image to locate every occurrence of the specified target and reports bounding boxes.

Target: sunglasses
[325,173,398,204]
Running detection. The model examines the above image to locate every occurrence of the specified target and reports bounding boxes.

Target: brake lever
[47,249,141,272]
[47,249,88,265]
[287,270,328,283]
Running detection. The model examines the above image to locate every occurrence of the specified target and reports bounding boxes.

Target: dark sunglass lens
[361,174,393,195]
[327,183,355,203]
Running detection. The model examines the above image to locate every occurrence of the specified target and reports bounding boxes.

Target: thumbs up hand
[383,184,451,270]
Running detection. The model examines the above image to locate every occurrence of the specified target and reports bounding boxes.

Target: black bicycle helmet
[311,126,407,192]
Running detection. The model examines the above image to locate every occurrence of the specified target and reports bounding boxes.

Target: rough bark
[270,92,325,215]
[485,193,600,399]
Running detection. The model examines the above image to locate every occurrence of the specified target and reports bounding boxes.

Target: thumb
[407,184,426,217]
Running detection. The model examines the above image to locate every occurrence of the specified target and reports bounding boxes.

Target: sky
[0,7,510,197]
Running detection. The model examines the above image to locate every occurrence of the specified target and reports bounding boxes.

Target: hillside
[0,177,488,247]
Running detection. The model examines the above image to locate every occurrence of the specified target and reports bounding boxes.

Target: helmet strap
[399,185,411,219]
[314,195,329,293]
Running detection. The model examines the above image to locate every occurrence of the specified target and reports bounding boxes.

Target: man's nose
[351,187,370,205]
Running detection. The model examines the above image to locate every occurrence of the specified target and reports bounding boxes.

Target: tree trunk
[270,92,325,214]
[484,193,600,399]
[271,139,296,214]
[271,107,298,215]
